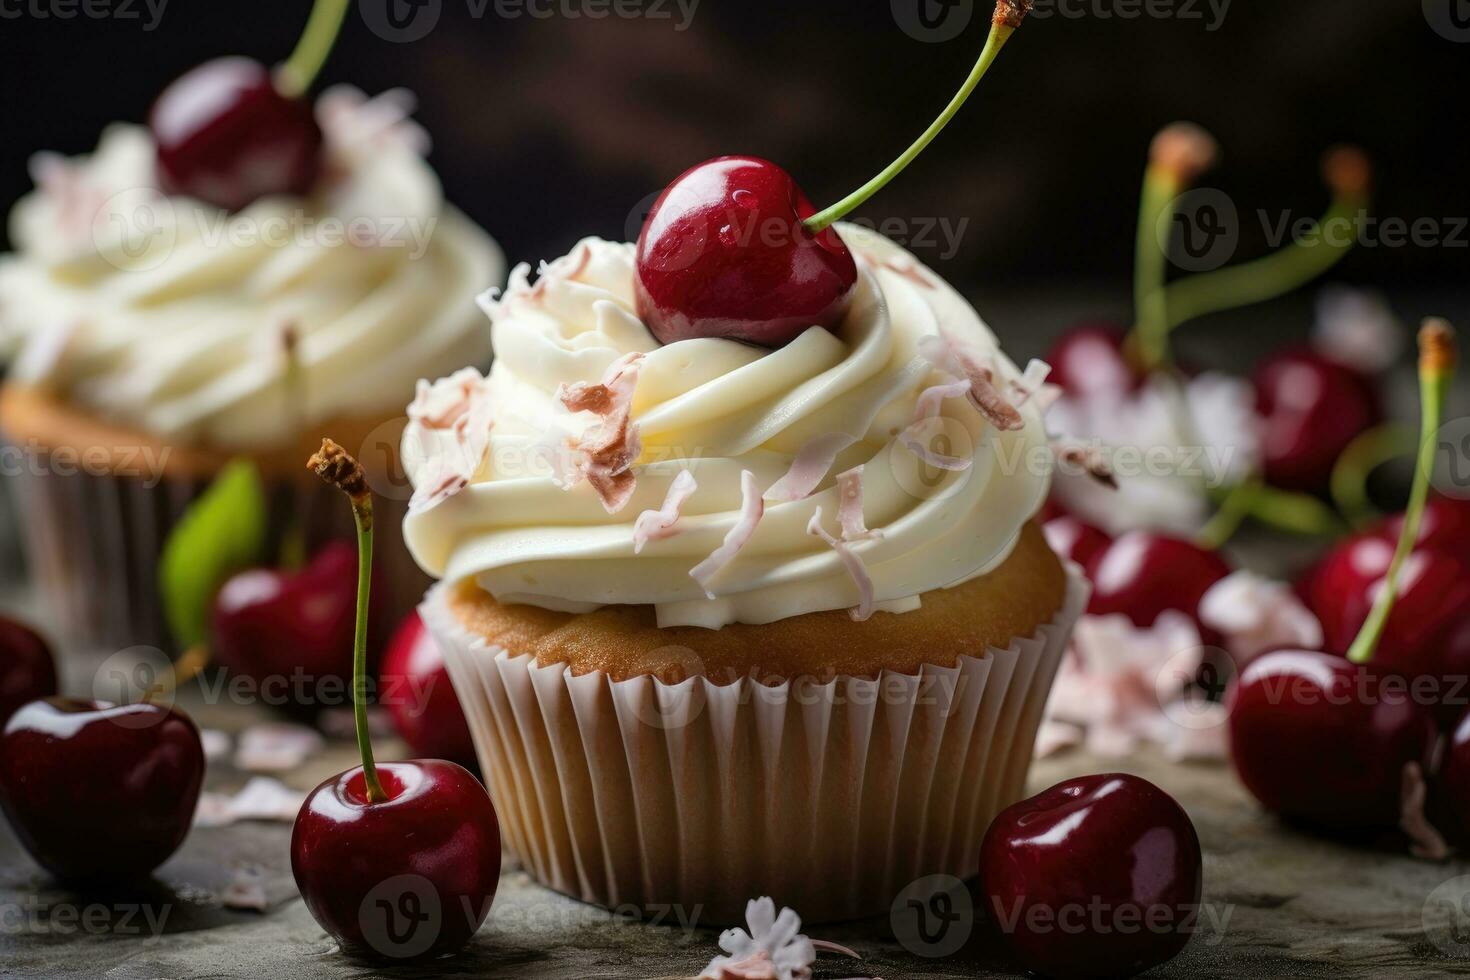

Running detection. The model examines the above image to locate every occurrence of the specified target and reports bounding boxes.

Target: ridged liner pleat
[424,564,1087,925]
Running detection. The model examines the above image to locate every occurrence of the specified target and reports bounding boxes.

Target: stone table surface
[5,676,1470,980]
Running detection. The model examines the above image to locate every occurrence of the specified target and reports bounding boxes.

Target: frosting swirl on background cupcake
[402,229,1054,629]
[0,88,503,450]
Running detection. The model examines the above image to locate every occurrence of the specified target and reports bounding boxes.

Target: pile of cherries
[1046,319,1383,497]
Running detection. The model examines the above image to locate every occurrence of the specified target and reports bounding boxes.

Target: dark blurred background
[2,0,1466,351]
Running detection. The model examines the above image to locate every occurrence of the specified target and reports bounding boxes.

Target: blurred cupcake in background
[0,82,504,650]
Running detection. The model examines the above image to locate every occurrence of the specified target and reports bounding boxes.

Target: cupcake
[0,86,504,649]
[404,226,1084,923]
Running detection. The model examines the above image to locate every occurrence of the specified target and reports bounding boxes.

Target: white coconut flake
[195,778,306,828]
[1011,358,1053,406]
[690,471,765,598]
[835,466,881,542]
[764,433,857,503]
[233,723,325,774]
[807,507,876,623]
[1200,570,1323,665]
[633,470,699,553]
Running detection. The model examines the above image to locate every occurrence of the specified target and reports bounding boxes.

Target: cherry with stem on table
[291,440,501,962]
[1229,321,1455,838]
[634,0,1034,348]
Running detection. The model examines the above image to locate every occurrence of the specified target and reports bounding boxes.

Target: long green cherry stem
[1329,422,1419,529]
[1347,320,1457,665]
[1132,123,1219,372]
[803,0,1033,233]
[278,0,351,98]
[1158,146,1371,334]
[308,438,384,803]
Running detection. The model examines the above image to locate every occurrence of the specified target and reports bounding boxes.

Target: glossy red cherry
[1253,346,1380,493]
[1045,324,1140,398]
[1379,495,1470,559]
[1300,534,1470,720]
[1043,514,1113,571]
[212,541,378,717]
[151,57,323,212]
[980,773,1203,980]
[0,615,57,726]
[380,612,476,770]
[0,698,205,880]
[634,156,858,348]
[291,760,500,961]
[1085,532,1231,631]
[1228,650,1435,829]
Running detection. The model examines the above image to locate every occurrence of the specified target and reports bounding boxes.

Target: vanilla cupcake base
[423,562,1087,925]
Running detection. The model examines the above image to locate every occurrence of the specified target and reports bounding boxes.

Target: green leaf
[159,460,269,649]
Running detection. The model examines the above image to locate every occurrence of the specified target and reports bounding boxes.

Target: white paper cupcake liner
[8,461,423,653]
[423,562,1088,925]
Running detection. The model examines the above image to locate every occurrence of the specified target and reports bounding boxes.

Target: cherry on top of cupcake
[150,0,350,211]
[634,0,1034,349]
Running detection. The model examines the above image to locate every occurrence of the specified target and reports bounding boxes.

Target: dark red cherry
[1300,534,1470,722]
[980,773,1203,980]
[291,760,500,961]
[380,612,477,770]
[1253,346,1381,493]
[151,57,323,212]
[1436,708,1470,843]
[1045,324,1140,398]
[1043,514,1112,570]
[634,156,858,348]
[212,541,378,717]
[0,698,205,880]
[1085,532,1231,632]
[1379,495,1470,559]
[1228,650,1435,829]
[0,615,56,726]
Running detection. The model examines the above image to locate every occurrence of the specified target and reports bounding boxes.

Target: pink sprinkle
[633,470,699,553]
[807,507,876,622]
[835,466,881,542]
[765,432,857,503]
[911,378,972,424]
[690,471,765,598]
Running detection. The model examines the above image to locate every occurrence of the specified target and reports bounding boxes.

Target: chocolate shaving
[955,353,1025,432]
[1053,441,1117,489]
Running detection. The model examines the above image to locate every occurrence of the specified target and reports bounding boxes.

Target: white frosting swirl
[0,89,503,450]
[403,229,1053,629]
